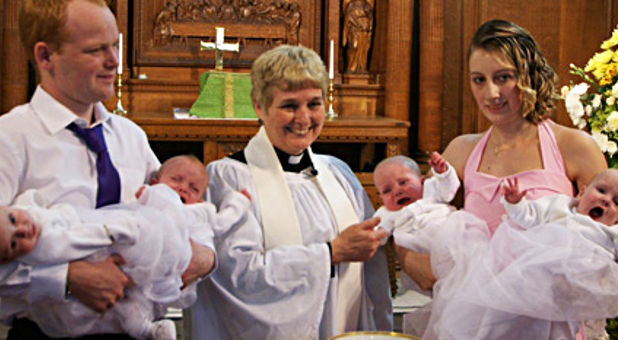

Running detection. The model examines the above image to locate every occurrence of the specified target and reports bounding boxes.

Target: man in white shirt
[0,1,214,338]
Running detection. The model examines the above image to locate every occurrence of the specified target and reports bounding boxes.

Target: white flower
[608,141,618,156]
[585,105,593,115]
[592,94,602,108]
[608,111,618,131]
[607,96,616,106]
[565,83,588,124]
[571,117,587,129]
[561,85,570,99]
[591,131,611,153]
[612,82,618,98]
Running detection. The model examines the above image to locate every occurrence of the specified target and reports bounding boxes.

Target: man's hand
[67,254,133,313]
[181,240,215,288]
[330,217,387,264]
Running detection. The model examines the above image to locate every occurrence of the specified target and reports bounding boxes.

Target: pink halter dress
[463,120,574,235]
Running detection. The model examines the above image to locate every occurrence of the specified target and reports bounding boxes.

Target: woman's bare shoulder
[442,132,485,176]
[444,133,484,155]
[549,121,600,153]
[548,120,607,187]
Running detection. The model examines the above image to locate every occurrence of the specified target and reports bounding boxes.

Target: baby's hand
[502,177,527,204]
[135,185,146,199]
[429,151,448,174]
[240,189,251,201]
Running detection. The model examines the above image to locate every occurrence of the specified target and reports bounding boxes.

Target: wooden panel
[1,0,29,114]
[384,0,413,122]
[133,0,318,69]
[556,1,615,126]
[417,0,444,154]
[440,0,464,150]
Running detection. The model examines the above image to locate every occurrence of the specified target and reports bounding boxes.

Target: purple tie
[67,122,121,208]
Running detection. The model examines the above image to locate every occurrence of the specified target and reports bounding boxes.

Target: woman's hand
[395,245,435,291]
[181,239,216,287]
[330,217,387,264]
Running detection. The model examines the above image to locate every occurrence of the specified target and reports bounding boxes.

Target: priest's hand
[181,239,215,288]
[67,254,133,312]
[331,217,387,264]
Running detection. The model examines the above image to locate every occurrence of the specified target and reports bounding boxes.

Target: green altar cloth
[189,71,256,118]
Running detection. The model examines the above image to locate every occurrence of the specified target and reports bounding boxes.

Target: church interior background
[2,0,618,338]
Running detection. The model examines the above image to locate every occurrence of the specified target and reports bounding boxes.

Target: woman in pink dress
[398,19,607,338]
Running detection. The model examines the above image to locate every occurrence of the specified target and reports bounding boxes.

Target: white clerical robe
[190,154,392,340]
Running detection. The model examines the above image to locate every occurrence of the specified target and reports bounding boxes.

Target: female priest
[189,44,393,339]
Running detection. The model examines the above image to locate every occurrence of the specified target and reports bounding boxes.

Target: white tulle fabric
[425,196,618,339]
[389,174,618,339]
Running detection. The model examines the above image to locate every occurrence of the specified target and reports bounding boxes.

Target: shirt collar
[30,86,112,134]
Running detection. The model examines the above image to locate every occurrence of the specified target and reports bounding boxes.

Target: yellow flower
[585,50,614,73]
[601,27,618,49]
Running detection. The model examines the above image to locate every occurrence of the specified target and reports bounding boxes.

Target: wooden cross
[200,27,240,71]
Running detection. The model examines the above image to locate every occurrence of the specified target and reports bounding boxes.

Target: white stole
[245,126,363,334]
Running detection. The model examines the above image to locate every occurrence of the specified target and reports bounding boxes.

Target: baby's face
[374,162,422,211]
[0,206,41,263]
[576,171,618,226]
[155,158,208,204]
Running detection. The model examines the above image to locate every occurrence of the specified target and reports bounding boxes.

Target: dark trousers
[7,318,136,340]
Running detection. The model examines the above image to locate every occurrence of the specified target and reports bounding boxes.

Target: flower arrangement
[564,26,618,168]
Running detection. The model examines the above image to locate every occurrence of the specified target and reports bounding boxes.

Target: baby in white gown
[0,155,249,340]
[372,152,490,338]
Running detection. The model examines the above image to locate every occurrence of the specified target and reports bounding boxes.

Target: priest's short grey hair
[374,155,421,178]
[251,44,329,110]
[19,0,109,65]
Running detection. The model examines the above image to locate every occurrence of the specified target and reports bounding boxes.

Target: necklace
[491,142,517,155]
[488,125,538,156]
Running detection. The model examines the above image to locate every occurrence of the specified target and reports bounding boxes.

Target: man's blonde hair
[19,0,109,64]
[250,44,329,110]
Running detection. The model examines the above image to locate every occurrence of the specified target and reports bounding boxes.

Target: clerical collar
[288,153,303,165]
[229,147,315,173]
[273,147,314,173]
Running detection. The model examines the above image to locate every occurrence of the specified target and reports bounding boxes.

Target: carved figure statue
[154,0,176,46]
[284,2,301,45]
[342,0,374,73]
[152,0,301,47]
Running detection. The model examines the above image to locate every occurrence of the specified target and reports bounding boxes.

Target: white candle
[216,27,224,46]
[117,33,123,75]
[329,39,334,79]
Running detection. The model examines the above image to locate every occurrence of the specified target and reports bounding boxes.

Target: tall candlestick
[117,33,123,75]
[329,39,334,79]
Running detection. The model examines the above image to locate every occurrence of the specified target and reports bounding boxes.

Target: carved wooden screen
[134,0,320,69]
